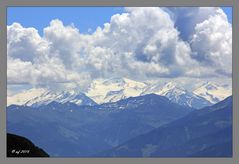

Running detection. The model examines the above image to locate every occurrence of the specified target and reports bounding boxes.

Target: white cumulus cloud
[190,8,232,76]
[7,7,232,91]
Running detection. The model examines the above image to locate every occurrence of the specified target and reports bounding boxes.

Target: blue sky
[221,7,232,23]
[7,7,232,36]
[7,7,125,35]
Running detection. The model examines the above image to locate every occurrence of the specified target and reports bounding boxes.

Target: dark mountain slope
[99,96,232,157]
[7,133,49,157]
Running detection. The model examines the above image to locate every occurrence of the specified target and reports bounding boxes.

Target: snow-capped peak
[155,82,186,97]
[159,82,184,94]
[86,78,147,104]
[7,88,47,106]
[143,81,185,96]
[7,78,231,109]
[142,81,212,109]
[163,81,178,90]
[102,77,125,86]
[202,82,219,90]
[193,82,232,104]
[7,88,97,107]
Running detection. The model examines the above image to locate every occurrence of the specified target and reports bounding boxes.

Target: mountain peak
[102,77,146,87]
[142,81,212,109]
[8,78,231,109]
[193,82,231,104]
[7,88,97,107]
[87,78,147,104]
[201,82,219,90]
[162,81,179,90]
[159,81,186,95]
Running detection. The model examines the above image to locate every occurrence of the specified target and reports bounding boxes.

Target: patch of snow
[86,78,147,104]
[193,82,232,103]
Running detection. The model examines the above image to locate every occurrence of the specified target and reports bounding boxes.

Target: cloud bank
[7,7,232,91]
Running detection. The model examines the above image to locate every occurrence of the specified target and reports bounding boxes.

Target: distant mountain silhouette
[7,133,49,157]
[7,94,192,157]
[99,96,232,157]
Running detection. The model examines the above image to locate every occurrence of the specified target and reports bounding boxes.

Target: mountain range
[7,78,232,157]
[7,93,232,157]
[7,78,231,109]
[7,88,97,107]
[99,96,232,157]
[142,82,212,109]
[193,82,232,104]
[7,94,192,156]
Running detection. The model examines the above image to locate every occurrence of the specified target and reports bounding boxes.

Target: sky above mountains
[7,7,232,94]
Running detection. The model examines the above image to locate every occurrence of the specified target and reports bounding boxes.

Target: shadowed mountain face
[7,94,192,157]
[7,133,49,157]
[99,96,232,157]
